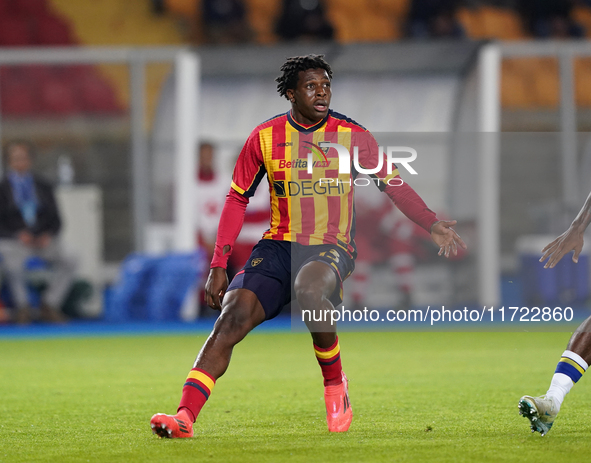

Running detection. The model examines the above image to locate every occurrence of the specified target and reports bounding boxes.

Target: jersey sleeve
[210,188,249,268]
[383,182,438,233]
[354,130,438,232]
[231,129,267,198]
[354,130,400,191]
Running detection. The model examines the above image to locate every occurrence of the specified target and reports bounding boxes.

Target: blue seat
[104,250,206,322]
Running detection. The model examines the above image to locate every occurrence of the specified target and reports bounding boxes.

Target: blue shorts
[226,240,355,320]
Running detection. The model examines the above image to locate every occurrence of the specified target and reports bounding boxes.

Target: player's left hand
[430,220,467,258]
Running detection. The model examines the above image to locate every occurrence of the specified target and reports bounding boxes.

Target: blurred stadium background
[0,0,590,325]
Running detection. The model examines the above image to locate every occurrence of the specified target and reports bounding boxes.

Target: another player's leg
[519,316,591,435]
[151,288,265,438]
[295,261,352,432]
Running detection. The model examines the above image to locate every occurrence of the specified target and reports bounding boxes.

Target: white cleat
[518,395,558,436]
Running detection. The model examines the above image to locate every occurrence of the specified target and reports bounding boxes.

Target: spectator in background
[193,143,269,312]
[195,142,227,259]
[518,0,586,39]
[202,0,253,44]
[194,142,229,317]
[0,141,75,324]
[275,0,334,42]
[406,0,466,39]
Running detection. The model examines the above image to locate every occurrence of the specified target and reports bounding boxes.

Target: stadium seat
[247,0,279,12]
[39,73,80,115]
[0,0,15,16]
[14,0,48,17]
[572,6,591,38]
[575,58,591,107]
[0,67,41,115]
[32,64,121,115]
[370,0,409,17]
[531,58,559,108]
[36,14,74,45]
[0,66,40,116]
[502,57,576,110]
[56,63,90,81]
[358,13,398,41]
[327,0,381,42]
[0,16,35,46]
[479,6,526,40]
[327,0,369,16]
[326,8,353,42]
[456,8,479,36]
[105,251,204,322]
[245,0,280,43]
[248,15,277,43]
[327,0,405,41]
[1,81,40,116]
[165,0,199,17]
[458,6,526,40]
[501,59,533,109]
[27,64,54,81]
[77,71,122,114]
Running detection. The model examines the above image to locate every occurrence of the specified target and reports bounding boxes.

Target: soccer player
[519,191,591,436]
[150,54,467,438]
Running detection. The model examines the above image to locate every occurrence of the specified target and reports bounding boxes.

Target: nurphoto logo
[304,142,418,176]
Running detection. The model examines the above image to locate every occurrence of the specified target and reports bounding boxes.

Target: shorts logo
[251,258,263,266]
[319,249,340,263]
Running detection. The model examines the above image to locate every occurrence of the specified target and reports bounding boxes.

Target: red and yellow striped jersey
[231,110,400,257]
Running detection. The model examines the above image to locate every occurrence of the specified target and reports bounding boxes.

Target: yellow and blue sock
[314,337,343,386]
[547,350,588,411]
[178,368,216,422]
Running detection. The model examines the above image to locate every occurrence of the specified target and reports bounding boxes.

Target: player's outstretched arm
[381,181,467,259]
[540,192,591,269]
[430,220,467,258]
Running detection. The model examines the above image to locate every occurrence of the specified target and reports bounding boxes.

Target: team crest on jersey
[251,258,263,266]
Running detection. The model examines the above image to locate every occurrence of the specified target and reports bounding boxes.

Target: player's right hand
[205,267,229,310]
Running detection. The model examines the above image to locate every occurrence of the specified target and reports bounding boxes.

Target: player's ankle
[177,407,195,422]
[324,377,342,387]
[546,395,561,413]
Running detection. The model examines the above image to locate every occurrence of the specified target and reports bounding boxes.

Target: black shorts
[226,240,355,320]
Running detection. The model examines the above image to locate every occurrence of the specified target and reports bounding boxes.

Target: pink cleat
[324,372,352,432]
[150,409,194,438]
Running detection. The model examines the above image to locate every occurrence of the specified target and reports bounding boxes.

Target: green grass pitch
[1,330,590,462]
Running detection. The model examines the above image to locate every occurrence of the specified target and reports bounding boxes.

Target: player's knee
[294,286,326,310]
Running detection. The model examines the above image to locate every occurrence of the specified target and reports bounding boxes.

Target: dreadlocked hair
[275,54,333,100]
